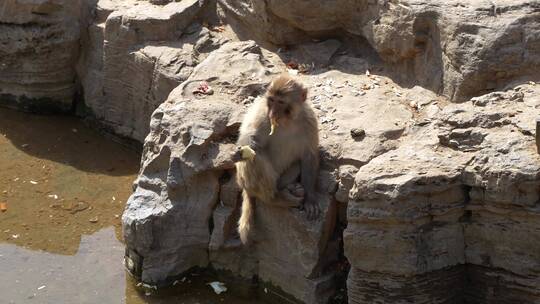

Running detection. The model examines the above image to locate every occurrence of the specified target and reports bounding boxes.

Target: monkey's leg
[286,183,305,198]
[251,155,302,207]
[301,150,321,220]
[239,154,301,208]
[277,162,305,204]
[277,162,301,189]
[272,189,303,206]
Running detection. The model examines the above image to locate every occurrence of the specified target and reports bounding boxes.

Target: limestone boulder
[122,41,343,303]
[364,1,540,101]
[0,0,81,112]
[122,40,440,303]
[219,0,540,102]
[345,83,540,303]
[78,0,226,142]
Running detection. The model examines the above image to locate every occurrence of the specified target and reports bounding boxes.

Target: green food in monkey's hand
[240,145,256,160]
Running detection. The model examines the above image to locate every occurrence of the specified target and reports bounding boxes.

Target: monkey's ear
[300,88,308,102]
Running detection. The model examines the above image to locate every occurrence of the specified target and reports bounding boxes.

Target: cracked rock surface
[346,84,540,304]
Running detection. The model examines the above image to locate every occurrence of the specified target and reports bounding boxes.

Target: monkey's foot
[222,239,243,249]
[286,183,305,198]
[278,185,304,207]
[303,196,321,221]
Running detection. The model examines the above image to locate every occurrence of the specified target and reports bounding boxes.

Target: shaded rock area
[220,0,540,101]
[1,0,540,304]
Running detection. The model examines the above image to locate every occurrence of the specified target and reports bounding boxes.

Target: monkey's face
[266,91,305,124]
[267,95,292,123]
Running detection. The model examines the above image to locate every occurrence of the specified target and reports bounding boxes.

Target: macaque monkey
[232,74,320,244]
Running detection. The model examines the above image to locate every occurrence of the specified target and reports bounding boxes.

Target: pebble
[242,96,255,104]
[350,128,366,139]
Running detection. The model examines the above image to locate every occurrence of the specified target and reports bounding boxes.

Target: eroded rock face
[346,84,540,303]
[364,1,540,101]
[219,0,540,102]
[123,41,343,303]
[78,0,228,142]
[123,36,461,303]
[123,33,540,302]
[0,0,81,112]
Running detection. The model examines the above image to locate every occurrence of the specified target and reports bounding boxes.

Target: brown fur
[235,75,320,244]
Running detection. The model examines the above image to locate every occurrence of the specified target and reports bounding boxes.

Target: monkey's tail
[238,190,254,244]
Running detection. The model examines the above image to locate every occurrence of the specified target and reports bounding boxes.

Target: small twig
[535,118,540,154]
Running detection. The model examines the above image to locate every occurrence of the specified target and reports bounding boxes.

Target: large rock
[0,0,81,112]
[345,84,540,303]
[122,41,345,303]
[77,0,226,142]
[219,0,540,102]
[122,40,436,303]
[363,1,540,101]
[217,0,378,44]
[122,41,269,283]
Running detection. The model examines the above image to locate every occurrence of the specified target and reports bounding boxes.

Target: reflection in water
[0,228,125,304]
[0,108,257,304]
[0,228,255,304]
[0,108,139,254]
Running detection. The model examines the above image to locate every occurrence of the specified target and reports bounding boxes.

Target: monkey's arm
[238,119,270,150]
[233,117,271,162]
[301,150,320,220]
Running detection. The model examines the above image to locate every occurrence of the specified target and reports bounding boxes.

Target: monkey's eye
[267,97,274,103]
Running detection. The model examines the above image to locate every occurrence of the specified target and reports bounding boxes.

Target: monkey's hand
[240,146,256,160]
[231,146,256,162]
[303,194,320,221]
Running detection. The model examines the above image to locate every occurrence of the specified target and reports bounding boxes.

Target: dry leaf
[0,202,7,212]
[211,26,225,32]
[286,61,299,70]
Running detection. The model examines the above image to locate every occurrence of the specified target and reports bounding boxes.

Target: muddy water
[0,108,255,304]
